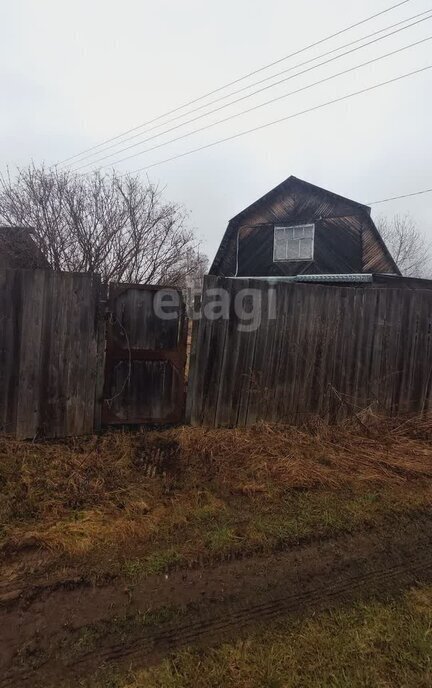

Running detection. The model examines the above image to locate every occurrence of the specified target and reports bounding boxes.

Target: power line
[368,188,432,204]
[67,7,432,169]
[126,64,432,175]
[87,35,432,170]
[56,0,414,167]
[75,15,432,170]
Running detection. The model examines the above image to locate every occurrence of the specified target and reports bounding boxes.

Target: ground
[1,417,432,686]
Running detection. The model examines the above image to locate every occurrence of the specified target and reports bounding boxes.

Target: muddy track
[2,515,432,687]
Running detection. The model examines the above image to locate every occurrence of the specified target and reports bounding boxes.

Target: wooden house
[0,226,50,270]
[210,176,400,277]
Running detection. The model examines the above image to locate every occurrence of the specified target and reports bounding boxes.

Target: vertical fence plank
[0,269,101,439]
[188,278,432,427]
[185,295,201,423]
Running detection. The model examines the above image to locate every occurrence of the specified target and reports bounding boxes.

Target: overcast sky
[1,0,431,261]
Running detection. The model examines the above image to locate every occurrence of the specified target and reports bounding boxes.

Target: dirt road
[2,514,432,687]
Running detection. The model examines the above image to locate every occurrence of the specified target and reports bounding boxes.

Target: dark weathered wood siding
[188,276,432,426]
[103,284,187,424]
[0,269,103,438]
[237,216,365,276]
[211,176,398,277]
[362,219,398,273]
[0,227,50,270]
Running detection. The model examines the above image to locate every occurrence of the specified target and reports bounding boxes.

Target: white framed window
[273,224,315,262]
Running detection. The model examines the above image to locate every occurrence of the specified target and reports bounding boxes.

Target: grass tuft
[123,549,183,577]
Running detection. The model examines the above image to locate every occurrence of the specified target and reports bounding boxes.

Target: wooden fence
[0,269,104,439]
[4,270,432,437]
[187,276,432,426]
[0,270,187,439]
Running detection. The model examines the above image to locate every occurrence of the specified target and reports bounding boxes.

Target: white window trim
[273,223,315,262]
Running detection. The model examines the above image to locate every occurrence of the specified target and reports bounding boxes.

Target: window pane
[293,227,305,239]
[274,227,286,242]
[274,224,314,261]
[287,239,300,259]
[299,238,313,259]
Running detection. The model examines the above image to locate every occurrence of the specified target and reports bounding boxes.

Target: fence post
[93,280,107,433]
[185,293,202,424]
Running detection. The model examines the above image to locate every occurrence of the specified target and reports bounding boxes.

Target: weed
[206,526,240,553]
[123,549,183,578]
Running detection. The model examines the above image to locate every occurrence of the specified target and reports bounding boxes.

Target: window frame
[273,223,315,262]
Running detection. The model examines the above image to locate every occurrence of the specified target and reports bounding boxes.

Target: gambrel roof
[210,176,400,277]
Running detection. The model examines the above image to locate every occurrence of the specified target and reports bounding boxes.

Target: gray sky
[1,0,431,261]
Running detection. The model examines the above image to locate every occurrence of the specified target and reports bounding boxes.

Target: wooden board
[102,284,187,425]
[188,277,432,426]
[0,269,103,439]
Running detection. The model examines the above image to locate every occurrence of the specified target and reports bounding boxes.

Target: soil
[1,514,432,687]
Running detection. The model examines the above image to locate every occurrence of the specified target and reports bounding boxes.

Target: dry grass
[1,416,432,579]
[178,415,432,491]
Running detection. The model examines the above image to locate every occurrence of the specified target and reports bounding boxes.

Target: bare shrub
[0,165,207,285]
[376,213,432,278]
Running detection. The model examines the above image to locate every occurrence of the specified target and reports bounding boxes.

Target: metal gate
[102,284,187,425]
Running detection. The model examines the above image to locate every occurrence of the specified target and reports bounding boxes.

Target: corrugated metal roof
[229,274,373,283]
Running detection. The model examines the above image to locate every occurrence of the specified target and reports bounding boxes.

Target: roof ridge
[229,176,370,224]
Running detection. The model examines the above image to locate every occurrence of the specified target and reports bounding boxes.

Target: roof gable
[230,176,371,226]
[210,176,399,276]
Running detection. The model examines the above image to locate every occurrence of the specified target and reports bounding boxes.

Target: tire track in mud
[71,553,432,667]
[2,516,432,687]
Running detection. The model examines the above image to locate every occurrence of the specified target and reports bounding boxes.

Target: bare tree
[376,213,432,278]
[0,165,207,285]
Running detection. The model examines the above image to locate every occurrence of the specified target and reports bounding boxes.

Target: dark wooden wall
[237,216,364,277]
[187,276,432,426]
[211,177,397,277]
[0,269,103,439]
